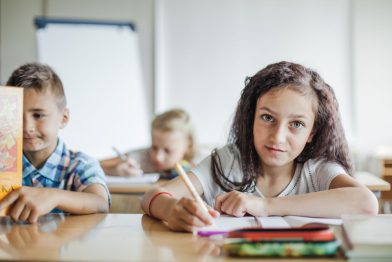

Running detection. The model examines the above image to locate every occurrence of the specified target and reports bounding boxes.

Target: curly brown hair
[211,61,352,192]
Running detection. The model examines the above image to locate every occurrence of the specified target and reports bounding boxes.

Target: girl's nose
[154,150,165,163]
[272,124,286,144]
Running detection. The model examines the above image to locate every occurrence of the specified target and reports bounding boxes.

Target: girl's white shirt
[191,144,348,207]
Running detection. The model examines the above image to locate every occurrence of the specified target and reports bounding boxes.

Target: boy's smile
[253,87,316,170]
[23,89,69,167]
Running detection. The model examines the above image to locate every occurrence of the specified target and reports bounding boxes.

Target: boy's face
[149,130,189,171]
[23,88,69,160]
[252,88,316,169]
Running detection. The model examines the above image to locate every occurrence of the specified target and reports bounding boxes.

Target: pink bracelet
[148,192,173,217]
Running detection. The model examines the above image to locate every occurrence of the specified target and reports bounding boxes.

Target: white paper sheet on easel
[36,18,149,159]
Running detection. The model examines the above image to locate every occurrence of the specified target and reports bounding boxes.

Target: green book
[224,240,340,257]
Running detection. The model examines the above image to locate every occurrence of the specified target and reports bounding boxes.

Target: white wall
[0,0,41,81]
[155,0,352,147]
[353,0,392,153]
[1,0,392,170]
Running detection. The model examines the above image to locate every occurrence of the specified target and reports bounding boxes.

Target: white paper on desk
[198,215,258,233]
[257,216,342,228]
[257,216,291,228]
[105,173,160,185]
[198,215,342,234]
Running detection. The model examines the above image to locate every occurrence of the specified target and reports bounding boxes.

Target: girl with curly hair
[142,61,378,232]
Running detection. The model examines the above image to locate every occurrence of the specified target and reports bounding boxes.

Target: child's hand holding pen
[167,164,219,232]
[112,147,143,177]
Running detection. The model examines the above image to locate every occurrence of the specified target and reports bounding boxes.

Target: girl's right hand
[114,158,143,177]
[166,197,220,232]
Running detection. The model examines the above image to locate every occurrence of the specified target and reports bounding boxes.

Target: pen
[112,146,128,161]
[112,147,143,176]
[175,163,209,214]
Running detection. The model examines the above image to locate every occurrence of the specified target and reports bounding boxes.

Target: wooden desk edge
[108,180,167,194]
[108,174,391,194]
[355,172,391,191]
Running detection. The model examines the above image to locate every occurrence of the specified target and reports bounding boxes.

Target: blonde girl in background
[101,109,206,178]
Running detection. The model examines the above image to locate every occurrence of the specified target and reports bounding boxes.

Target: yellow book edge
[0,86,23,216]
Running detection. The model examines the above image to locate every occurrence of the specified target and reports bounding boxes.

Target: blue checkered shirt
[22,139,110,212]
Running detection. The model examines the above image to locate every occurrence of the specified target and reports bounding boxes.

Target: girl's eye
[290,121,304,129]
[33,113,45,119]
[261,114,274,122]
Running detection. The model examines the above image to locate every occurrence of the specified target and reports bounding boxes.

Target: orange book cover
[0,86,23,216]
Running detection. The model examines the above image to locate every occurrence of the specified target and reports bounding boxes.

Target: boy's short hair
[6,62,67,108]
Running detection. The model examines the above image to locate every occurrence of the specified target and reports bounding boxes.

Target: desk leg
[380,199,392,214]
[373,191,380,198]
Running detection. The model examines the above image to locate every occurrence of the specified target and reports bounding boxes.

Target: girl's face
[149,129,190,171]
[253,87,316,169]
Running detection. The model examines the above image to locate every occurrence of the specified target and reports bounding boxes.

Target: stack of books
[342,214,392,259]
[223,224,340,257]
[197,215,342,258]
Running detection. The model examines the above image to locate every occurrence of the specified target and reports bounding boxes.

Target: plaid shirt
[23,139,110,212]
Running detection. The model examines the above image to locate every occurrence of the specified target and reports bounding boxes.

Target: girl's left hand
[215,191,268,217]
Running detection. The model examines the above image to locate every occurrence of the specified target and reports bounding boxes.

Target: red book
[227,224,335,242]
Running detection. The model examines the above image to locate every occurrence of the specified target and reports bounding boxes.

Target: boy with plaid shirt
[0,63,110,222]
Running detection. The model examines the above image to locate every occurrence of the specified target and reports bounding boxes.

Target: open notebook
[197,215,342,236]
[105,173,160,186]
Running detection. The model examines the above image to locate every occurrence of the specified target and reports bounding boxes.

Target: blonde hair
[151,109,195,161]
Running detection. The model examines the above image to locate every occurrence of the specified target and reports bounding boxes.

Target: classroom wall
[353,0,392,154]
[155,0,353,147]
[1,0,392,170]
[0,0,155,116]
[155,0,392,168]
[0,0,41,81]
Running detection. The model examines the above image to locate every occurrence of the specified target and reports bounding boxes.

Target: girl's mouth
[265,145,286,152]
